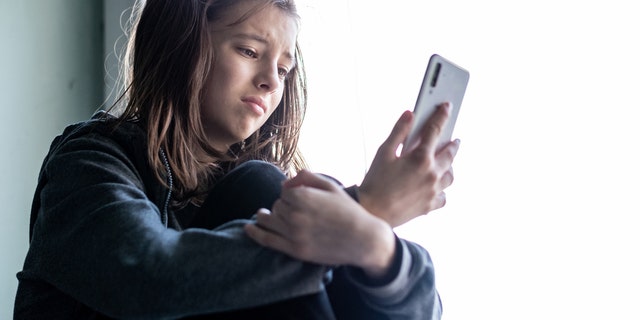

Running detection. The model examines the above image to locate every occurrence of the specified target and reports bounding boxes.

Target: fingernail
[257,208,271,215]
[402,110,412,121]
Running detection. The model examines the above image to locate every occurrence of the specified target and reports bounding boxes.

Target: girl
[15,0,459,318]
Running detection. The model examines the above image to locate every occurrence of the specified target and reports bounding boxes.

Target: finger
[279,185,312,209]
[440,167,455,189]
[378,110,413,160]
[435,139,461,170]
[283,169,339,191]
[266,201,295,230]
[413,103,451,156]
[244,223,294,253]
[254,208,280,231]
[250,207,293,241]
[431,191,447,212]
[280,181,344,212]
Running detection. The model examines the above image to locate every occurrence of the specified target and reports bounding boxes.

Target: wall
[104,0,136,108]
[0,1,103,317]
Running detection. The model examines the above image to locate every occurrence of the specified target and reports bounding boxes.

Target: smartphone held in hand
[402,54,470,155]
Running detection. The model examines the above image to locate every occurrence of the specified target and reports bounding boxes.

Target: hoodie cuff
[345,236,412,303]
[344,185,359,202]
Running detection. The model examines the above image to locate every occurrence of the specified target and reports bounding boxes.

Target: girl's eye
[240,48,257,58]
[278,68,290,78]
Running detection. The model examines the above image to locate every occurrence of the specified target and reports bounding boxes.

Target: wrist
[358,217,396,279]
[357,185,385,221]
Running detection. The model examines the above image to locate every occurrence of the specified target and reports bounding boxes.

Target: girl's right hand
[358,103,461,227]
[245,170,396,278]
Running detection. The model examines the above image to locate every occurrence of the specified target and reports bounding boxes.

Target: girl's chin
[208,125,260,150]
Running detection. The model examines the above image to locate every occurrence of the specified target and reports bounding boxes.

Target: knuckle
[272,202,286,217]
[425,189,437,202]
[377,140,389,153]
[442,147,455,162]
[408,148,432,165]
[291,187,310,202]
[424,170,439,183]
[427,122,443,137]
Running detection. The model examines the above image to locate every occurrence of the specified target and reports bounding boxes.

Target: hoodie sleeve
[17,131,327,319]
[326,237,442,320]
[325,186,443,320]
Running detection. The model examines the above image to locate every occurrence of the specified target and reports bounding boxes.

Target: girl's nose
[255,62,281,93]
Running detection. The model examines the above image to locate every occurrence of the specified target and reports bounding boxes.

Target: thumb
[378,110,413,159]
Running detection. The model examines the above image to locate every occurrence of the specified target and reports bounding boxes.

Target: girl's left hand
[245,170,396,278]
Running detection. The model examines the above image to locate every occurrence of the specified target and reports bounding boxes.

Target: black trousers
[185,160,337,320]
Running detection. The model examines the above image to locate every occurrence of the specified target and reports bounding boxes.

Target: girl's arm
[245,106,457,319]
[245,171,442,319]
[18,130,327,319]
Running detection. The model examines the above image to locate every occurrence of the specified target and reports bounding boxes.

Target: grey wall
[104,0,136,107]
[0,1,133,317]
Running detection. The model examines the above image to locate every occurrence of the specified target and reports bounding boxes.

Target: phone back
[403,54,470,154]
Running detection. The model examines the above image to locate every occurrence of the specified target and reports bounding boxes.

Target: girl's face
[201,2,298,151]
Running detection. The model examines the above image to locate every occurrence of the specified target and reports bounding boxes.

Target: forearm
[28,199,327,318]
[24,137,327,318]
[327,182,434,313]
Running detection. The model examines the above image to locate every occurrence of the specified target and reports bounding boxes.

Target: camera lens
[430,63,441,87]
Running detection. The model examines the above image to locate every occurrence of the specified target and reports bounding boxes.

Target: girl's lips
[242,97,267,115]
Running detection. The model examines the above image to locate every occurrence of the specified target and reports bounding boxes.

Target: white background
[296,1,640,319]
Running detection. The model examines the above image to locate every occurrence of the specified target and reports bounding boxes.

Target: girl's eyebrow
[234,32,269,45]
[233,32,296,68]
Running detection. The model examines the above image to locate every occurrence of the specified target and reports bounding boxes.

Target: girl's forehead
[211,2,299,50]
[213,1,298,30]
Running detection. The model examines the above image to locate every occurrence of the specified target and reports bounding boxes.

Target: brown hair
[111,0,307,206]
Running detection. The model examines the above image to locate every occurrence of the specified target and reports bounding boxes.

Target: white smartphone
[401,54,469,155]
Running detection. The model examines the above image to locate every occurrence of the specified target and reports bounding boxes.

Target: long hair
[110,0,307,206]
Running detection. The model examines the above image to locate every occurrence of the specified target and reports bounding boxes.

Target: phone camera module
[430,63,442,88]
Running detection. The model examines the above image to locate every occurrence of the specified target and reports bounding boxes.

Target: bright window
[297,1,640,319]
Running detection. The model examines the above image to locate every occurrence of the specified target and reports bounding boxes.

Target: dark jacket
[14,113,442,319]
